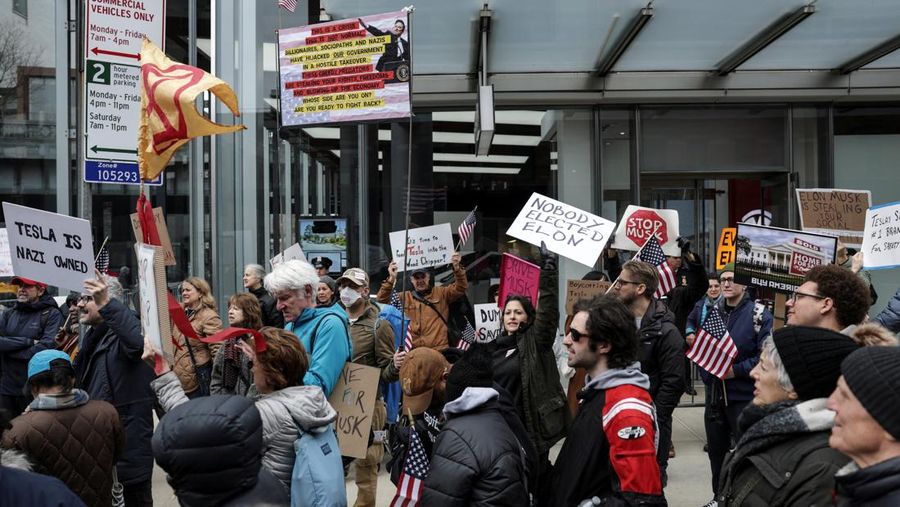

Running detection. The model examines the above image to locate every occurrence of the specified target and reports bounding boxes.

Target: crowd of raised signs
[1,191,900,507]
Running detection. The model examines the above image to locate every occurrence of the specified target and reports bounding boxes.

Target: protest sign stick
[396,6,416,353]
[605,225,660,295]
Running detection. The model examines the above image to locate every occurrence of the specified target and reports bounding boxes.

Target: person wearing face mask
[491,242,568,506]
[335,267,403,506]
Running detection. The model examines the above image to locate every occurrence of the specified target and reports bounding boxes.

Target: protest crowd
[5,7,900,507]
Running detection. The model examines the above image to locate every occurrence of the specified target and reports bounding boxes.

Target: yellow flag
[138,39,245,181]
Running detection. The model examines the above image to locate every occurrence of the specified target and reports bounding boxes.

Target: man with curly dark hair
[786,264,871,333]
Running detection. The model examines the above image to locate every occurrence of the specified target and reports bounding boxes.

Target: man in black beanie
[421,344,529,505]
[827,346,900,506]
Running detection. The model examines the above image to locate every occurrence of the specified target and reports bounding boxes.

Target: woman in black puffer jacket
[491,243,569,505]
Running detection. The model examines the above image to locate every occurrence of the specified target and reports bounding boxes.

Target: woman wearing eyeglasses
[491,242,570,505]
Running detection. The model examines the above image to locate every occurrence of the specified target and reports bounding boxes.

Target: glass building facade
[2,0,900,314]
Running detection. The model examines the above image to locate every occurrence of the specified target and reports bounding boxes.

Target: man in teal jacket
[265,259,351,396]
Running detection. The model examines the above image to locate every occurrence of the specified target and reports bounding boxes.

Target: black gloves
[677,236,691,257]
[539,241,558,271]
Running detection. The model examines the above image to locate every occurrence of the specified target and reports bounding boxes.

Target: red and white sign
[789,251,824,277]
[793,237,821,253]
[612,205,681,257]
[85,0,166,62]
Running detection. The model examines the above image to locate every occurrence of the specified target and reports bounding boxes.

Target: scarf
[28,389,90,411]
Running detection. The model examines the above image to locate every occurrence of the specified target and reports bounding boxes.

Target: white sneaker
[702,501,718,507]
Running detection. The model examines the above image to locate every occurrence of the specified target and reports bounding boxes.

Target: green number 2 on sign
[88,61,111,85]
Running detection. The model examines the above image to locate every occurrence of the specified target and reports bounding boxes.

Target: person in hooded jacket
[243,263,283,328]
[492,241,568,505]
[72,272,156,507]
[153,394,290,507]
[716,327,860,506]
[550,294,666,507]
[146,326,338,492]
[421,344,529,506]
[612,260,684,483]
[0,276,63,416]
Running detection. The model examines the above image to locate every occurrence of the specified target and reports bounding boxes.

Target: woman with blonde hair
[172,277,223,397]
[210,293,263,397]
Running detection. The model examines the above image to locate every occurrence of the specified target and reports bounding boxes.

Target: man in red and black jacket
[550,294,667,507]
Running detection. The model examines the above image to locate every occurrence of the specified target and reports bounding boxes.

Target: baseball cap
[410,267,429,277]
[11,276,47,289]
[336,268,369,287]
[28,350,72,379]
[400,348,449,416]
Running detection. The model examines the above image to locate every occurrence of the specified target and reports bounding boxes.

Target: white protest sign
[270,242,306,268]
[473,303,502,343]
[2,203,95,292]
[862,200,900,270]
[611,205,681,257]
[506,193,616,267]
[0,229,13,277]
[135,244,172,359]
[389,223,454,271]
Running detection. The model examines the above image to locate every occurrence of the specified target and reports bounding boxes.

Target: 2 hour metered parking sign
[2,203,95,292]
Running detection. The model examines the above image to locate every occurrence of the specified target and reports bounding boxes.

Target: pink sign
[497,253,540,308]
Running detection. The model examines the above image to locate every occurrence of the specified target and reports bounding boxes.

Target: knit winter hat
[841,346,900,440]
[445,344,493,403]
[773,326,861,400]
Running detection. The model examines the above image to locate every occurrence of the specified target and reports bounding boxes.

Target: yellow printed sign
[716,228,737,270]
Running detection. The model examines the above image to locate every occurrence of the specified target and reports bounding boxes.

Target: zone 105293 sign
[278,10,411,126]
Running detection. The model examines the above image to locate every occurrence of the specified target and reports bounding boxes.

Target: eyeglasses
[614,279,642,288]
[789,291,826,303]
[719,276,735,284]
[568,327,589,342]
[78,295,94,303]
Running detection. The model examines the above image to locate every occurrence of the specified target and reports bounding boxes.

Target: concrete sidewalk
[151,402,713,506]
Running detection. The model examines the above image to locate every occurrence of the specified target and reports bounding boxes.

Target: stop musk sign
[625,209,668,247]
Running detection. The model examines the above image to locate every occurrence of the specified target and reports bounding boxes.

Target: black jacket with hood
[834,456,900,507]
[0,293,64,395]
[153,394,290,507]
[249,285,284,329]
[637,299,685,413]
[422,387,529,506]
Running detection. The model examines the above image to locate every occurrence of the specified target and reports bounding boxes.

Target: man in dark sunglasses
[550,294,666,506]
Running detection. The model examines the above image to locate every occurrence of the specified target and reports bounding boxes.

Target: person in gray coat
[144,326,338,493]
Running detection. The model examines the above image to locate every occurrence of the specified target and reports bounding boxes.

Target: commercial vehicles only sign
[83,0,166,185]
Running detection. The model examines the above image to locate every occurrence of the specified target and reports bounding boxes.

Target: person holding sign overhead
[376,252,467,351]
[0,276,63,417]
[491,241,568,505]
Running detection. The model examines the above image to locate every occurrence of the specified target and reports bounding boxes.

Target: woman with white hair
[715,326,861,506]
[264,260,351,397]
[243,263,283,328]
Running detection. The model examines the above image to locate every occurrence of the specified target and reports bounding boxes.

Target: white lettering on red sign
[793,237,822,252]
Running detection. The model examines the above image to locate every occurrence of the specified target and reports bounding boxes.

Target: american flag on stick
[390,430,430,507]
[638,235,677,298]
[685,307,738,379]
[457,319,476,351]
[278,0,298,12]
[95,245,110,274]
[391,292,414,351]
[457,207,478,247]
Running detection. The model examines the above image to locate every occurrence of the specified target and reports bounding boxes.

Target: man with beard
[0,277,63,416]
[376,252,467,351]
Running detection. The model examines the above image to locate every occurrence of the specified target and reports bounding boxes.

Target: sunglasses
[568,327,589,342]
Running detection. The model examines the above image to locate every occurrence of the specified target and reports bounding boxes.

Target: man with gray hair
[73,270,155,507]
[243,263,282,327]
[265,259,351,396]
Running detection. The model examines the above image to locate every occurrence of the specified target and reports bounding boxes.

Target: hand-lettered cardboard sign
[473,303,502,342]
[796,189,871,248]
[0,229,13,277]
[506,193,616,267]
[716,228,737,270]
[389,223,454,271]
[497,253,540,309]
[862,200,900,270]
[611,205,681,257]
[135,243,173,361]
[270,242,305,268]
[2,202,95,292]
[734,223,837,294]
[565,279,612,315]
[328,363,380,459]
[130,207,177,266]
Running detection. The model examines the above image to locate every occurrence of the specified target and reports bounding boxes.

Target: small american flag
[404,323,414,352]
[278,0,297,12]
[391,292,415,351]
[390,430,430,507]
[457,207,477,247]
[638,235,676,298]
[457,318,475,351]
[685,307,738,379]
[95,245,110,274]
